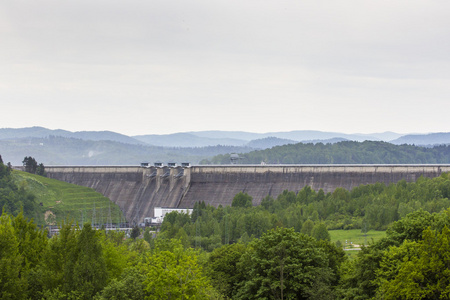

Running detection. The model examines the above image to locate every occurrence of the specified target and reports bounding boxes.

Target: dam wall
[45,165,450,224]
[45,166,189,224]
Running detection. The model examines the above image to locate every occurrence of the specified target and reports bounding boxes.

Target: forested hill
[203,141,450,164]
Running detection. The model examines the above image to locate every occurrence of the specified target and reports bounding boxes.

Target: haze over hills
[2,127,447,148]
[0,126,144,145]
[185,130,403,143]
[1,127,450,166]
[246,137,298,149]
[133,132,247,147]
[0,135,253,166]
[390,132,450,146]
[301,138,350,144]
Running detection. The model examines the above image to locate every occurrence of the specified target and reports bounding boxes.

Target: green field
[12,170,126,226]
[329,229,386,248]
[329,229,386,259]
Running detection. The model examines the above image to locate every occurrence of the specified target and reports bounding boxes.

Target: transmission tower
[118,205,122,230]
[195,204,201,249]
[100,205,104,229]
[107,202,112,229]
[92,198,97,228]
[83,198,87,228]
[224,207,229,245]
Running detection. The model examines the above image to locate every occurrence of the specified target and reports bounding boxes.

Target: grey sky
[1,0,449,135]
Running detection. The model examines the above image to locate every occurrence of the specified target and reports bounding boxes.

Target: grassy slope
[12,170,126,226]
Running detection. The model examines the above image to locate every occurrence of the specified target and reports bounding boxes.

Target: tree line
[0,211,209,299]
[4,208,450,299]
[0,211,346,299]
[201,140,450,164]
[206,207,450,299]
[22,156,45,176]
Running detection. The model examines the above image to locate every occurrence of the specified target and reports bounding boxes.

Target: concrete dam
[45,165,450,224]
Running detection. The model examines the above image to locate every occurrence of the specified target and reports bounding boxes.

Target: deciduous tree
[143,239,212,299]
[70,224,108,299]
[22,156,38,174]
[312,222,331,241]
[236,227,333,299]
[207,243,247,299]
[232,192,253,208]
[0,213,26,299]
[377,226,450,299]
[301,219,314,236]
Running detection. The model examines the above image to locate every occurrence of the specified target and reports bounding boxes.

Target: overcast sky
[1,1,449,136]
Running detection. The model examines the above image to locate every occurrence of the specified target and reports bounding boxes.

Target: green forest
[3,208,450,299]
[3,154,450,299]
[159,173,450,249]
[202,141,450,164]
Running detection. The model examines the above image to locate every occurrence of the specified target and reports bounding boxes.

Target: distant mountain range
[2,127,450,148]
[0,127,144,145]
[132,130,409,147]
[181,130,404,144]
[390,132,450,146]
[246,137,297,149]
[0,127,449,165]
